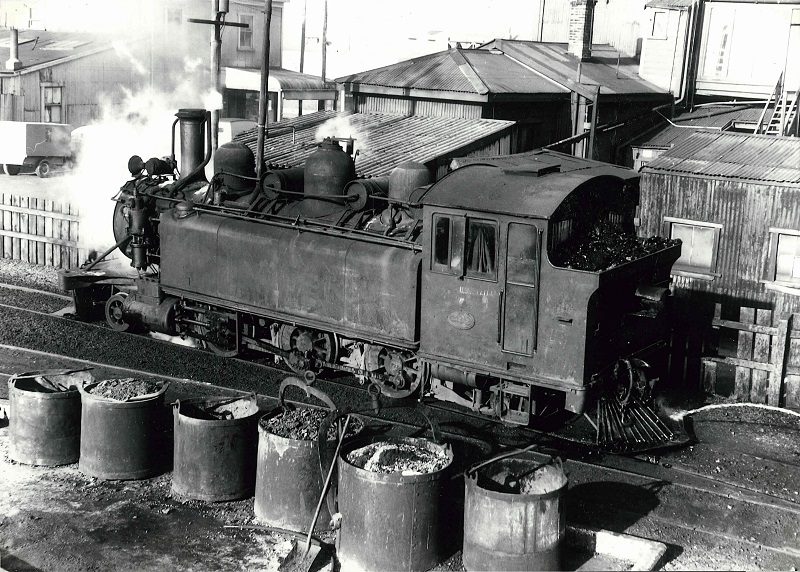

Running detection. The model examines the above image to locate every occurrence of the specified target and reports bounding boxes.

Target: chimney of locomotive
[568,0,595,61]
[176,108,208,183]
[5,28,22,71]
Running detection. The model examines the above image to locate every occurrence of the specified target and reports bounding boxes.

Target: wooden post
[750,309,772,403]
[769,315,792,406]
[734,306,755,400]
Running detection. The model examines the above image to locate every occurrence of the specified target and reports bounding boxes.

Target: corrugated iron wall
[356,94,483,119]
[640,172,800,315]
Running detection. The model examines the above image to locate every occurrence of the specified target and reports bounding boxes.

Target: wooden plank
[1,193,11,259]
[19,195,28,263]
[702,360,717,395]
[768,315,792,406]
[711,318,778,336]
[60,203,69,269]
[11,195,20,261]
[784,374,800,409]
[36,198,45,265]
[735,307,755,401]
[750,309,772,404]
[44,200,54,266]
[0,230,78,247]
[69,215,79,269]
[704,356,773,371]
[0,203,80,221]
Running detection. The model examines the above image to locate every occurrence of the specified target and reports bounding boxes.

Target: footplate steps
[596,397,677,452]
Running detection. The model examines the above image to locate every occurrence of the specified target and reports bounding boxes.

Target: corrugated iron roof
[644,0,695,10]
[643,132,800,186]
[487,40,669,97]
[0,30,111,73]
[235,111,515,178]
[634,105,762,149]
[336,48,568,96]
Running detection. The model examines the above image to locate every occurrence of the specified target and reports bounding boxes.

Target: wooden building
[639,131,800,316]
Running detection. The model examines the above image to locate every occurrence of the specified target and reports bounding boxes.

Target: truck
[0,121,73,177]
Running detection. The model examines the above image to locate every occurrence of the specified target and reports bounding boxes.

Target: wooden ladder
[755,73,800,136]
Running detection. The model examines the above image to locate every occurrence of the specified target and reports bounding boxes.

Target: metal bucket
[7,370,91,466]
[254,410,336,531]
[78,381,170,480]
[171,395,259,501]
[337,436,454,572]
[463,455,568,571]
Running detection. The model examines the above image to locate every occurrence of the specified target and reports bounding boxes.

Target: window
[238,14,254,50]
[42,86,62,123]
[430,214,496,280]
[666,218,721,275]
[465,219,496,279]
[650,11,668,40]
[766,229,800,286]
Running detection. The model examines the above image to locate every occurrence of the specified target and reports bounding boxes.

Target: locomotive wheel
[105,292,130,332]
[35,160,51,178]
[376,349,420,399]
[279,325,336,374]
[196,311,239,357]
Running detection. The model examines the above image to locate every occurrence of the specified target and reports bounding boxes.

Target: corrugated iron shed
[235,111,515,177]
[336,48,568,97]
[644,0,695,10]
[486,39,668,97]
[634,105,762,149]
[0,30,112,74]
[643,131,800,186]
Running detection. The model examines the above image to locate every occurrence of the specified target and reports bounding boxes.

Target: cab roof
[420,150,639,219]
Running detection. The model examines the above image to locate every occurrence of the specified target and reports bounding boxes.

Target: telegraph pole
[298,0,307,116]
[255,0,273,179]
[188,1,249,152]
[321,0,328,83]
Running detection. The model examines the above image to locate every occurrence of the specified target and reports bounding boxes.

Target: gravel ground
[0,285,70,313]
[0,258,62,294]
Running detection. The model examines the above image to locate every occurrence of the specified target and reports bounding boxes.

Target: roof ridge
[448,48,489,96]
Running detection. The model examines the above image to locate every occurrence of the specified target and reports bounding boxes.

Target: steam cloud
[314,115,370,162]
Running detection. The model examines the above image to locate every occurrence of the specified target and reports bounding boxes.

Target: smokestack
[568,0,595,62]
[5,28,22,71]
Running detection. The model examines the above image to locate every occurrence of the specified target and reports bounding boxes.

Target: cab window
[465,219,497,280]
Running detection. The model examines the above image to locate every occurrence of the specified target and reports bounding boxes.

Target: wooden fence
[0,192,85,269]
[702,303,800,408]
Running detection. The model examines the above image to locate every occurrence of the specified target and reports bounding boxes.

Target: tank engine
[61,108,681,425]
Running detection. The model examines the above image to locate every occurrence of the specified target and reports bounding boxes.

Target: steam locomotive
[61,109,681,426]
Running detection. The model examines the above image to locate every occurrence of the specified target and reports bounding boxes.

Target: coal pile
[87,378,164,401]
[347,441,451,476]
[263,408,363,441]
[554,222,678,272]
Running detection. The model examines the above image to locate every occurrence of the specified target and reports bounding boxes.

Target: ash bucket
[172,395,260,501]
[463,454,568,571]
[254,377,362,531]
[337,436,454,572]
[78,379,170,480]
[7,370,92,466]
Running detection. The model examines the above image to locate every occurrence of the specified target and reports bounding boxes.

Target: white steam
[314,116,370,159]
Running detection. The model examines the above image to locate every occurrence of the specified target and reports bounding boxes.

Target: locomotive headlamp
[128,155,145,176]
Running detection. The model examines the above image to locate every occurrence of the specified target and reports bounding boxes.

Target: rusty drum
[78,381,170,480]
[7,370,91,466]
[337,436,454,572]
[463,455,568,571]
[172,395,260,501]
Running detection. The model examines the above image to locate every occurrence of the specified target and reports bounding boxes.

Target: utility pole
[188,1,249,152]
[298,0,307,116]
[255,0,273,179]
[321,0,328,83]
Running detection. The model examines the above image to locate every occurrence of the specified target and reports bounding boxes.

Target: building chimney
[568,0,595,61]
[5,28,22,71]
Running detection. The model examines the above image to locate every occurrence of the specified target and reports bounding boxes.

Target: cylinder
[388,161,431,202]
[337,437,453,572]
[78,382,170,480]
[172,396,259,501]
[8,373,84,466]
[462,456,568,571]
[176,109,208,182]
[254,413,331,531]
[262,167,305,196]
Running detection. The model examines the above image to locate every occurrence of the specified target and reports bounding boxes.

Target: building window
[767,229,800,285]
[650,11,668,40]
[166,7,183,26]
[42,86,63,123]
[666,218,722,275]
[238,14,254,50]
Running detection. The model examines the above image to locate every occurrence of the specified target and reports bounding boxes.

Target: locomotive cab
[417,157,680,424]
